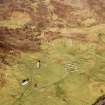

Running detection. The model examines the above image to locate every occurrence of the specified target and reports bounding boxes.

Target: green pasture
[1,37,105,105]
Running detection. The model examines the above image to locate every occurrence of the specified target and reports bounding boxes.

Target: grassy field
[1,36,105,105]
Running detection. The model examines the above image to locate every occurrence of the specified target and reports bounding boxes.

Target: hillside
[0,0,105,105]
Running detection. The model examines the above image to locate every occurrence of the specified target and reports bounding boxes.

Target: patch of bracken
[0,26,41,52]
[87,0,105,23]
[0,0,50,28]
[0,72,7,88]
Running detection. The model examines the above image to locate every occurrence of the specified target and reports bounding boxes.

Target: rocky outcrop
[92,95,105,105]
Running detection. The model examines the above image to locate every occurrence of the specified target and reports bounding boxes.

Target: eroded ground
[0,0,105,105]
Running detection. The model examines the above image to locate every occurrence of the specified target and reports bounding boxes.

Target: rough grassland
[1,35,105,105]
[1,0,105,105]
